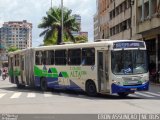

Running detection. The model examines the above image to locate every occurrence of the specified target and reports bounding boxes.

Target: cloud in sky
[0,0,96,47]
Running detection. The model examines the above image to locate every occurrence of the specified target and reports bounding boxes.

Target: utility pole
[51,0,52,9]
[61,0,63,44]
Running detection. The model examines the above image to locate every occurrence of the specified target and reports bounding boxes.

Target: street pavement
[0,76,160,114]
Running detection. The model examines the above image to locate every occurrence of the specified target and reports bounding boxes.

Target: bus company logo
[70,67,87,78]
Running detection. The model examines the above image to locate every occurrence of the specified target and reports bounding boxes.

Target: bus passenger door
[98,51,109,92]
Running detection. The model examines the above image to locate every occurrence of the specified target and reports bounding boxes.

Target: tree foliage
[7,46,19,52]
[38,7,79,45]
[75,35,88,43]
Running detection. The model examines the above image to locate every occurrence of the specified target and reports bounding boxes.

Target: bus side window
[42,51,47,65]
[55,50,67,65]
[82,48,95,65]
[15,54,19,66]
[48,50,54,65]
[35,51,43,65]
[68,49,81,65]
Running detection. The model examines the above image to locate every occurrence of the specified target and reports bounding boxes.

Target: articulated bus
[8,40,149,97]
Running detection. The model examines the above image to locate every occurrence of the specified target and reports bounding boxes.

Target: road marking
[144,92,160,97]
[27,93,36,98]
[60,93,70,97]
[135,92,154,97]
[44,93,52,97]
[10,92,22,99]
[0,93,6,98]
[129,94,139,97]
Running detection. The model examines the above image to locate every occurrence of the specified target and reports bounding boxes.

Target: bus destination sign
[113,42,145,49]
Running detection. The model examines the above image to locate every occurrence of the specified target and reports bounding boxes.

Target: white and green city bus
[8,40,149,97]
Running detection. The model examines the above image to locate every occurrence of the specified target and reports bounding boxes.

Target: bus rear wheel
[16,77,25,89]
[118,92,129,97]
[40,78,48,91]
[86,81,97,96]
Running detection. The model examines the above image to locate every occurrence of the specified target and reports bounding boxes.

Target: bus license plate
[131,88,137,91]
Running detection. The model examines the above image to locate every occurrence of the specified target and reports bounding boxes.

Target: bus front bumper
[111,82,149,94]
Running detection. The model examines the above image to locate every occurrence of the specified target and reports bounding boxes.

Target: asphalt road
[0,77,160,114]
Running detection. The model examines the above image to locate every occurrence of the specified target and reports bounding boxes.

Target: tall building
[0,20,32,50]
[72,14,88,41]
[72,14,81,37]
[134,0,160,82]
[94,13,99,40]
[109,0,133,40]
[94,0,110,41]
[0,32,7,61]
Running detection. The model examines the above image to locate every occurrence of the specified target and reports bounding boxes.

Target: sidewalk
[150,82,160,86]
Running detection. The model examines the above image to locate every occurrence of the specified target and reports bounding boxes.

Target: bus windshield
[111,50,148,75]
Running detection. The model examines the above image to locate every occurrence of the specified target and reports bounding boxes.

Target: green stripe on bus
[61,72,69,78]
[34,66,42,77]
[34,66,59,78]
[50,68,58,74]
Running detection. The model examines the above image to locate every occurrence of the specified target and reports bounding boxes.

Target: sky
[0,0,96,47]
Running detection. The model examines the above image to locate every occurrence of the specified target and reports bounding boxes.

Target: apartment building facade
[0,20,32,50]
[94,13,99,40]
[72,14,88,41]
[109,0,133,40]
[94,0,110,40]
[135,0,160,82]
[72,14,81,37]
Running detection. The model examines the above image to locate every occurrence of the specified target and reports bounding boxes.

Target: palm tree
[38,7,79,45]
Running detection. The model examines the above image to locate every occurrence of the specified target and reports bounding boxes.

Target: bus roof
[33,40,144,51]
[8,40,145,55]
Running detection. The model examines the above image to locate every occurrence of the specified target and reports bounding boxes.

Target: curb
[150,82,160,86]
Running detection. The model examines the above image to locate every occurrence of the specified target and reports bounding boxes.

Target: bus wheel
[16,77,25,89]
[86,81,97,96]
[118,92,129,97]
[40,78,48,91]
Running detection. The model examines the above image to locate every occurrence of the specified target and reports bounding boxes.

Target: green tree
[38,7,79,45]
[75,35,88,43]
[7,46,19,52]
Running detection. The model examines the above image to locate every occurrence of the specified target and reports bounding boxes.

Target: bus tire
[118,92,129,97]
[16,77,25,89]
[86,80,97,96]
[40,78,48,91]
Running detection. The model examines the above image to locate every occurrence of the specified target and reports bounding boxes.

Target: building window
[121,21,127,31]
[127,19,131,29]
[138,6,142,21]
[110,28,113,36]
[126,0,131,9]
[151,0,157,15]
[48,50,54,65]
[110,11,113,20]
[144,2,149,19]
[113,27,115,35]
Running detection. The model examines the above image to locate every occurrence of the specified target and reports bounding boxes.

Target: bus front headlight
[142,76,149,84]
[112,80,120,85]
